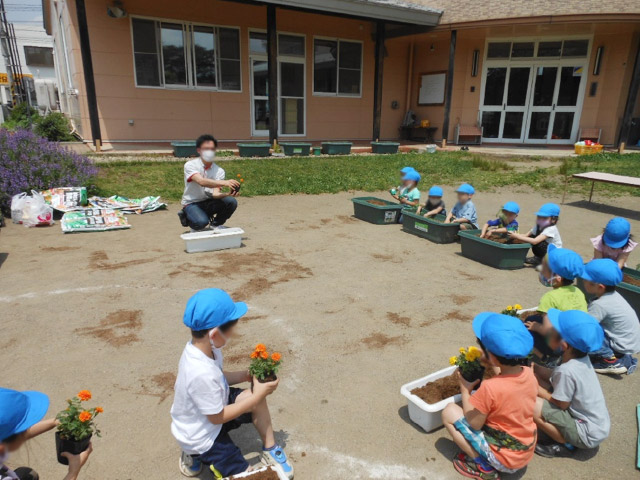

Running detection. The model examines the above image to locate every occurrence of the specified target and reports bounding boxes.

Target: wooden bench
[569,171,640,202]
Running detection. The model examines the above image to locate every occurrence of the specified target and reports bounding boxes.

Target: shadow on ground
[564,200,640,221]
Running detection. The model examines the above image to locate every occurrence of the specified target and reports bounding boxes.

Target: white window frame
[129,15,242,93]
[312,36,363,98]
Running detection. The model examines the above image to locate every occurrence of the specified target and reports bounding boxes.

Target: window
[131,17,241,91]
[313,38,361,96]
[487,39,589,60]
[24,46,54,67]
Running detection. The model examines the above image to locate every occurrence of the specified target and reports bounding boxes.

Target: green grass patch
[91,151,640,202]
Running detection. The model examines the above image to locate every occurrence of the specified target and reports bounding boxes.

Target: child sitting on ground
[445,183,478,230]
[591,217,637,268]
[525,245,587,367]
[171,289,293,479]
[580,258,640,375]
[508,203,562,267]
[533,309,610,458]
[416,186,446,217]
[480,201,520,239]
[442,312,536,479]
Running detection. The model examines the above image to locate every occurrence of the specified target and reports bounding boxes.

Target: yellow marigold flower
[506,306,513,311]
[459,347,466,354]
[515,304,522,310]
[449,356,457,366]
[77,390,92,401]
[78,411,92,423]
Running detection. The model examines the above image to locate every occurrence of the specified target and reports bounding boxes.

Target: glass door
[251,57,269,136]
[526,66,557,142]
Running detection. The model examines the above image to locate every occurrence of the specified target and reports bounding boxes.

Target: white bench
[570,171,640,202]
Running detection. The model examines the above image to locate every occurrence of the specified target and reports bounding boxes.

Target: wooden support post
[267,5,278,145]
[589,181,595,203]
[442,29,456,146]
[618,37,640,148]
[75,0,102,147]
[372,21,385,141]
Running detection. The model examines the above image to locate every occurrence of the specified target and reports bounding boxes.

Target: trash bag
[21,190,54,227]
[10,192,27,223]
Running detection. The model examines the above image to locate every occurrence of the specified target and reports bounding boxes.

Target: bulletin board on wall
[417,71,446,106]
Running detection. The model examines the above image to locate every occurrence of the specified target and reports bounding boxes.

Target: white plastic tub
[400,365,459,432]
[180,227,244,253]
[223,465,288,480]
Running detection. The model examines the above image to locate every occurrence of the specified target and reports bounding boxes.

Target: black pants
[14,467,39,480]
[183,197,238,230]
[531,240,548,259]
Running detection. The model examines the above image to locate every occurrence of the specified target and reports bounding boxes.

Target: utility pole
[0,0,25,106]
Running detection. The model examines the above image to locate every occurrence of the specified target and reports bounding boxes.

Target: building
[44,0,640,148]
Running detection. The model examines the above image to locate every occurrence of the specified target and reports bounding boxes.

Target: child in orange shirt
[442,313,537,479]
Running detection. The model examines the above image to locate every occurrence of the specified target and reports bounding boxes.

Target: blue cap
[581,258,623,286]
[502,201,520,214]
[547,309,604,353]
[400,167,416,174]
[455,183,475,195]
[603,217,631,249]
[428,186,443,197]
[183,289,248,330]
[535,203,560,217]
[547,245,584,280]
[404,170,421,182]
[472,312,533,358]
[0,388,49,441]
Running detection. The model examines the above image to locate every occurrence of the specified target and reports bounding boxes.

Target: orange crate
[574,144,604,155]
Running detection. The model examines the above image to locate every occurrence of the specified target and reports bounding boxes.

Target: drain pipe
[405,39,414,115]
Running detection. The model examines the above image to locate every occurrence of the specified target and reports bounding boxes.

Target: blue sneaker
[179,452,202,477]
[263,445,294,479]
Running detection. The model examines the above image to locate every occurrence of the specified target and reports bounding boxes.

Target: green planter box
[351,197,403,225]
[371,141,400,154]
[459,230,530,270]
[322,141,352,155]
[402,211,460,244]
[172,141,197,158]
[238,143,271,157]
[312,146,322,156]
[281,142,311,156]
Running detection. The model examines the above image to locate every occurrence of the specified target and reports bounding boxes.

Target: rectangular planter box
[223,465,288,480]
[351,197,403,225]
[371,141,399,154]
[620,267,640,315]
[402,211,460,244]
[281,142,311,156]
[321,141,352,155]
[400,366,459,433]
[458,230,530,270]
[172,141,197,158]
[180,228,244,253]
[238,143,271,157]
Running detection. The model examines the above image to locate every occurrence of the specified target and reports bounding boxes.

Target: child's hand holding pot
[456,370,480,393]
[252,376,279,398]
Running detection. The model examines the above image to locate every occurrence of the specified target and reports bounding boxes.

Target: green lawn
[91,151,640,202]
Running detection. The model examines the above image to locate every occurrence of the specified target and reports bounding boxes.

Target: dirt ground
[1,188,639,480]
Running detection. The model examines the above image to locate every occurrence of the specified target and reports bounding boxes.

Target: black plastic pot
[461,367,485,385]
[55,432,91,465]
[250,374,278,392]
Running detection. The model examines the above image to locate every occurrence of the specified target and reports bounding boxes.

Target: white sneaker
[179,452,202,477]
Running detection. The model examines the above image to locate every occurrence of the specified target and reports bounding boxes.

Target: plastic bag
[10,192,27,223]
[21,190,54,227]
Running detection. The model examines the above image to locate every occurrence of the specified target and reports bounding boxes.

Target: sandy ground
[1,188,639,480]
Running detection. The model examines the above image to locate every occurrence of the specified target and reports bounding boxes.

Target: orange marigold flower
[255,344,266,353]
[250,351,259,359]
[95,407,104,414]
[78,411,92,423]
[260,351,269,360]
[237,174,242,178]
[240,179,244,182]
[271,352,281,362]
[77,390,92,401]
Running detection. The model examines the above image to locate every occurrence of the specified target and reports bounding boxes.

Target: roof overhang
[259,0,442,26]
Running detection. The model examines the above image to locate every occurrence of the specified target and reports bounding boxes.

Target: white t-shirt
[532,224,562,248]
[181,158,226,206]
[170,342,229,454]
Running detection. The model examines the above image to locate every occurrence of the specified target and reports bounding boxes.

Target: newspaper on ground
[87,195,167,214]
[61,209,131,233]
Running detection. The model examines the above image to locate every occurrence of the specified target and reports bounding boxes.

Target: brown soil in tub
[367,199,389,206]
[486,235,526,245]
[411,369,497,404]
[623,274,640,287]
[229,467,280,480]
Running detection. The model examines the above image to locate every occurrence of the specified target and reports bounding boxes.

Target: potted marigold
[249,344,282,384]
[501,304,523,317]
[449,346,484,383]
[55,390,102,465]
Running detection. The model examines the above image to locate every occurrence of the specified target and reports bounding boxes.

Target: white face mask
[201,149,216,162]
[210,329,229,350]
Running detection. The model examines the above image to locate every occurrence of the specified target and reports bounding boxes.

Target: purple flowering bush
[0,129,97,214]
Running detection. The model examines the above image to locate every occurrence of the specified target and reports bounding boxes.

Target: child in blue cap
[442,313,536,480]
[0,387,92,480]
[171,289,293,479]
[509,203,562,266]
[591,217,637,268]
[445,183,478,230]
[391,170,421,208]
[480,201,520,239]
[416,185,446,217]
[389,167,415,196]
[534,309,610,457]
[580,258,640,375]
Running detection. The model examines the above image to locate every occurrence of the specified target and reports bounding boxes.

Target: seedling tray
[371,141,399,154]
[281,142,311,156]
[458,230,530,269]
[237,143,271,157]
[351,197,403,225]
[402,211,460,244]
[322,141,352,155]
